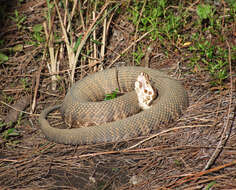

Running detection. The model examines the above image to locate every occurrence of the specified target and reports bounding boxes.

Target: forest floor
[0,0,235,189]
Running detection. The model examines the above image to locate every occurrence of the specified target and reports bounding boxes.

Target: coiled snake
[39,66,189,145]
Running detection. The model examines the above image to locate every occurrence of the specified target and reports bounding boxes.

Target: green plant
[104,88,119,100]
[0,52,8,64]
[132,44,144,65]
[1,112,22,141]
[0,121,7,130]
[128,0,166,40]
[174,159,183,167]
[9,10,26,30]
[2,128,20,140]
[208,47,229,85]
[20,78,30,89]
[128,0,184,52]
[204,181,216,190]
[188,35,230,86]
[111,167,119,172]
[227,0,236,15]
[16,112,23,126]
[196,4,215,27]
[32,24,45,45]
[12,44,24,52]
[2,93,14,104]
[74,35,83,53]
[18,0,25,3]
[25,24,45,46]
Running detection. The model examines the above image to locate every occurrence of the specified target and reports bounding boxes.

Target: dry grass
[0,0,235,189]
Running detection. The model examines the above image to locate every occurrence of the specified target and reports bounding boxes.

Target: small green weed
[97,181,106,190]
[196,4,215,27]
[204,181,216,190]
[25,24,45,46]
[227,0,236,15]
[0,112,22,142]
[174,159,183,167]
[104,88,119,100]
[0,52,8,64]
[20,78,30,89]
[0,121,7,130]
[2,128,20,140]
[74,35,83,53]
[12,44,24,52]
[1,120,20,143]
[188,35,231,86]
[0,40,8,64]
[9,10,26,30]
[2,93,14,104]
[32,24,45,45]
[18,0,25,3]
[16,112,23,126]
[132,44,144,65]
[111,167,119,172]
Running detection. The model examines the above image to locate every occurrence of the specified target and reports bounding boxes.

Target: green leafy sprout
[104,88,119,101]
[2,128,20,140]
[9,10,26,30]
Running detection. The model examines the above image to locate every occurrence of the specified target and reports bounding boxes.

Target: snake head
[135,72,157,110]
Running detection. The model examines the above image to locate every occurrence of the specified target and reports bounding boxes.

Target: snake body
[39,67,189,145]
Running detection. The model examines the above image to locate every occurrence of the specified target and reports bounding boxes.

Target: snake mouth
[135,72,158,110]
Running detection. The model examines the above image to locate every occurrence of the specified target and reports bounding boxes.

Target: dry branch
[3,95,31,125]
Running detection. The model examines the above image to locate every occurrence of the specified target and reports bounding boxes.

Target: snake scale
[39,66,189,145]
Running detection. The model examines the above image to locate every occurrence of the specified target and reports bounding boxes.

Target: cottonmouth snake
[39,66,189,145]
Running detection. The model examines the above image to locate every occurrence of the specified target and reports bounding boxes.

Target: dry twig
[168,159,236,188]
[3,95,31,125]
[126,124,212,150]
[108,30,153,68]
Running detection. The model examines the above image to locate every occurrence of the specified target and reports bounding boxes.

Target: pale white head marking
[135,72,157,110]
